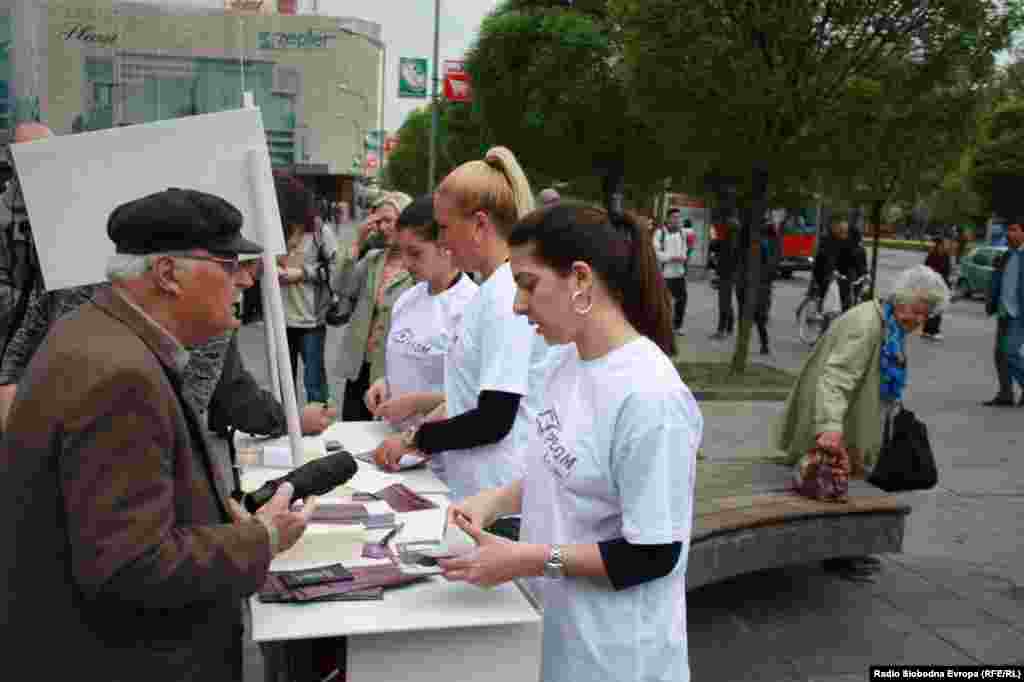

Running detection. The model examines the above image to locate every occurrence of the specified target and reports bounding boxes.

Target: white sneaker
[931,333,944,341]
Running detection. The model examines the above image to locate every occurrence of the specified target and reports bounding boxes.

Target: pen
[378,522,404,547]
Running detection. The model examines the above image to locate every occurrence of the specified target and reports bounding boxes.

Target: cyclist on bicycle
[811,218,868,312]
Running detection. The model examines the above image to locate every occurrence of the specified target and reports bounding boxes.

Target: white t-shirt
[520,336,703,682]
[385,275,478,479]
[654,228,689,279]
[442,262,551,502]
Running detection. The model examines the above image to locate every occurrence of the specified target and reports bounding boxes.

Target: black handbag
[314,229,350,327]
[868,404,938,493]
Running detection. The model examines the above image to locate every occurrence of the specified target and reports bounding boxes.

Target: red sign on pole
[443,60,472,103]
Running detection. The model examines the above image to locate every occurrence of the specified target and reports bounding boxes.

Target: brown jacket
[0,287,271,681]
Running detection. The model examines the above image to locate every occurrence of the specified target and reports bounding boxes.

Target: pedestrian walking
[922,237,951,341]
[654,208,694,335]
[982,221,1024,407]
[734,221,778,354]
[709,217,738,340]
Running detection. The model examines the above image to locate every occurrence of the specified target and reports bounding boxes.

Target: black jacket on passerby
[812,234,867,293]
[713,227,738,280]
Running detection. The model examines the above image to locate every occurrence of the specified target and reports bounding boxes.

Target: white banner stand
[246,147,303,467]
[12,103,301,466]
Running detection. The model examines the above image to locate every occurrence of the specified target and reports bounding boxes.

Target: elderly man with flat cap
[0,188,316,682]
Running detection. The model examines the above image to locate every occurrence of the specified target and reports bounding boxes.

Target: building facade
[0,0,383,206]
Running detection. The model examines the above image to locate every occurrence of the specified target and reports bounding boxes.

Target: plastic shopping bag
[822,279,842,315]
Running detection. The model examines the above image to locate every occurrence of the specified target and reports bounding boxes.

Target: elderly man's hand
[300,403,337,435]
[254,482,317,555]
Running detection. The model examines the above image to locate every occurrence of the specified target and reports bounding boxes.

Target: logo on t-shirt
[536,408,577,478]
[390,327,433,355]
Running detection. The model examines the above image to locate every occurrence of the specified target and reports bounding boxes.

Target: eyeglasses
[172,254,244,275]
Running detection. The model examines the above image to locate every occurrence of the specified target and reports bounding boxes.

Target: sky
[318,0,502,133]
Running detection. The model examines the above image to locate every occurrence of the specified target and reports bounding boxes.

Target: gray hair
[105,252,192,281]
[885,264,951,316]
[374,191,413,215]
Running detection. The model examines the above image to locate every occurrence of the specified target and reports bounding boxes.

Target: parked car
[955,245,1007,300]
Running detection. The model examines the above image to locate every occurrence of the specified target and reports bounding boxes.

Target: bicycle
[795,272,871,346]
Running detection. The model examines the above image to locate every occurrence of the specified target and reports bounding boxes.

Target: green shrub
[871,238,931,252]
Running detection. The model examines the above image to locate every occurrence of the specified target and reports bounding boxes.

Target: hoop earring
[571,290,593,316]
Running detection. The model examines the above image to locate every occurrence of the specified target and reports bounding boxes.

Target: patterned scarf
[880,302,907,403]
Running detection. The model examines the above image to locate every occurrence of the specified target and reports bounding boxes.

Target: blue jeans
[286,325,329,404]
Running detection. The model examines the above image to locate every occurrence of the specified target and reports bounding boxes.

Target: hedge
[868,238,932,252]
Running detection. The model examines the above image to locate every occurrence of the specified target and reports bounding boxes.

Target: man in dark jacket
[709,218,739,340]
[0,189,316,682]
[984,222,1024,407]
[734,220,779,354]
[812,219,867,311]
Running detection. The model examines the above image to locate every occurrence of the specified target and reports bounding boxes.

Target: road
[237,245,1024,680]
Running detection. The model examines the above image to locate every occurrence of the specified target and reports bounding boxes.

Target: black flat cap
[107,188,262,256]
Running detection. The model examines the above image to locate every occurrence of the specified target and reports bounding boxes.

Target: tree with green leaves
[820,54,996,296]
[971,97,1024,225]
[384,100,492,198]
[613,0,1018,372]
[466,0,670,212]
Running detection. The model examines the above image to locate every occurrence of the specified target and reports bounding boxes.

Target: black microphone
[240,450,358,513]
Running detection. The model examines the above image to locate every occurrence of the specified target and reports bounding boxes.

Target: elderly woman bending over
[775,265,950,477]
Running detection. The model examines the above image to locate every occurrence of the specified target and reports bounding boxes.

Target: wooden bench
[688,460,911,590]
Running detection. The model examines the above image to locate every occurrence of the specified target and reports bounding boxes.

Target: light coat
[332,247,413,383]
[775,300,886,466]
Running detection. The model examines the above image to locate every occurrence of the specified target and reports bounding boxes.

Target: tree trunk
[730,166,769,376]
[601,160,626,216]
[869,198,884,300]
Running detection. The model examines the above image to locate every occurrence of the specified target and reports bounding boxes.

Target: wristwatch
[402,424,419,449]
[544,545,567,580]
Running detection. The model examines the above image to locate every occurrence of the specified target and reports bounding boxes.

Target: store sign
[398,58,428,99]
[60,24,119,46]
[258,30,337,50]
[224,0,271,14]
[443,60,472,103]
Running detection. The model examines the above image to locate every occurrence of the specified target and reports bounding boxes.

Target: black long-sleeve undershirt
[598,538,683,590]
[414,390,521,454]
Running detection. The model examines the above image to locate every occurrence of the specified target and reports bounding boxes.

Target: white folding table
[241,422,542,682]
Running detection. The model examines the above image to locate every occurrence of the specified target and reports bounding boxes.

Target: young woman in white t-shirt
[362,195,478,481]
[372,147,550,539]
[439,204,703,682]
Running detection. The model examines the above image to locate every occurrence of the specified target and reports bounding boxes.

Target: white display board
[10,108,287,291]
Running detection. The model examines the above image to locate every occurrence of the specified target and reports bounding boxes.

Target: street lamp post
[428,0,441,193]
[336,27,387,186]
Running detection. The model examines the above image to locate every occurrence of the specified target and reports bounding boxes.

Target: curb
[692,389,791,402]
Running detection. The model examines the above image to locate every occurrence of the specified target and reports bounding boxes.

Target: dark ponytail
[610,211,675,356]
[509,203,675,356]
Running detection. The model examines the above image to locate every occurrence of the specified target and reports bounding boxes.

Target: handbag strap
[312,227,337,298]
[882,400,902,445]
